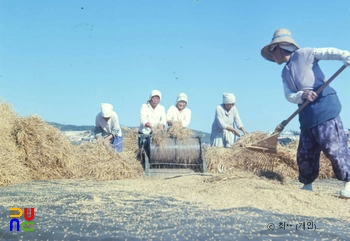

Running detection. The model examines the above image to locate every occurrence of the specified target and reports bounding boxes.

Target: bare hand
[232,129,241,137]
[241,130,249,135]
[145,122,152,129]
[302,90,318,102]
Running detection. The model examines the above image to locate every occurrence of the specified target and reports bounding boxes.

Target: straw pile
[0,102,144,187]
[12,115,75,180]
[0,103,28,186]
[0,102,75,186]
[204,131,335,181]
[71,141,144,181]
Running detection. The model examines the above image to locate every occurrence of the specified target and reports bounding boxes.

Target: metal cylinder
[149,137,202,164]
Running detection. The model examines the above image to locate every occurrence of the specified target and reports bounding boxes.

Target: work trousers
[297,116,350,184]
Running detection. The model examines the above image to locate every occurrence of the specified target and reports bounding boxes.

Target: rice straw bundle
[167,121,194,141]
[151,125,168,146]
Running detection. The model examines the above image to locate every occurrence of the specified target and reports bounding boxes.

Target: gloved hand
[343,56,350,67]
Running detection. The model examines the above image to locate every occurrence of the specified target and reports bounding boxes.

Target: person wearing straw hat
[167,92,191,128]
[94,103,123,152]
[210,93,248,148]
[261,28,350,198]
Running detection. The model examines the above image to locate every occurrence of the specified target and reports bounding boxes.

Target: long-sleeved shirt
[281,48,341,129]
[283,47,349,104]
[166,105,191,128]
[139,102,166,134]
[210,104,243,137]
[94,111,122,138]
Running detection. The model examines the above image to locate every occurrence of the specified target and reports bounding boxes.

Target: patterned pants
[297,116,350,184]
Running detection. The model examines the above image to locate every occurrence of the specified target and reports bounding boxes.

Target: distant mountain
[47,122,211,144]
[47,122,95,132]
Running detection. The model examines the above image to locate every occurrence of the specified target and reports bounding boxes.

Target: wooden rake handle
[273,65,347,134]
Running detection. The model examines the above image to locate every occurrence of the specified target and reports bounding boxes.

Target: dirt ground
[1,169,349,241]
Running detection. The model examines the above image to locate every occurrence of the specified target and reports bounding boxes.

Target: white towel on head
[101,103,113,117]
[222,93,236,104]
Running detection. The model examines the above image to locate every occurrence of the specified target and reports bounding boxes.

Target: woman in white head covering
[166,93,191,128]
[210,93,248,148]
[261,28,350,198]
[94,103,123,152]
[139,90,166,135]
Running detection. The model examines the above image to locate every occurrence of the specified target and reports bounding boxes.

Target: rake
[247,65,347,154]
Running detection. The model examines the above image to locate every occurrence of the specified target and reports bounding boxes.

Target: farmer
[210,93,248,148]
[138,90,166,148]
[261,28,350,198]
[94,103,123,152]
[167,92,191,128]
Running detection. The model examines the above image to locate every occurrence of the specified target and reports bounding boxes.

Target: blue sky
[1,0,349,133]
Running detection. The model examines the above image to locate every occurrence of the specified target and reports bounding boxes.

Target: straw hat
[261,28,300,62]
[101,103,113,118]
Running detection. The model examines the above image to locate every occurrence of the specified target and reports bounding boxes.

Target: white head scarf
[101,103,113,117]
[222,93,236,104]
[149,90,162,101]
[176,93,188,105]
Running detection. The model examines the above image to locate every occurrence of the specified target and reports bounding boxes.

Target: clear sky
[1,0,350,133]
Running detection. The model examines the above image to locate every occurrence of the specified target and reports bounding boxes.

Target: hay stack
[0,103,29,186]
[204,131,335,180]
[12,115,75,180]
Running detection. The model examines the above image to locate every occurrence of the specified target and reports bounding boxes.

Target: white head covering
[279,44,298,52]
[222,93,236,104]
[101,103,113,118]
[149,90,162,101]
[176,93,188,105]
